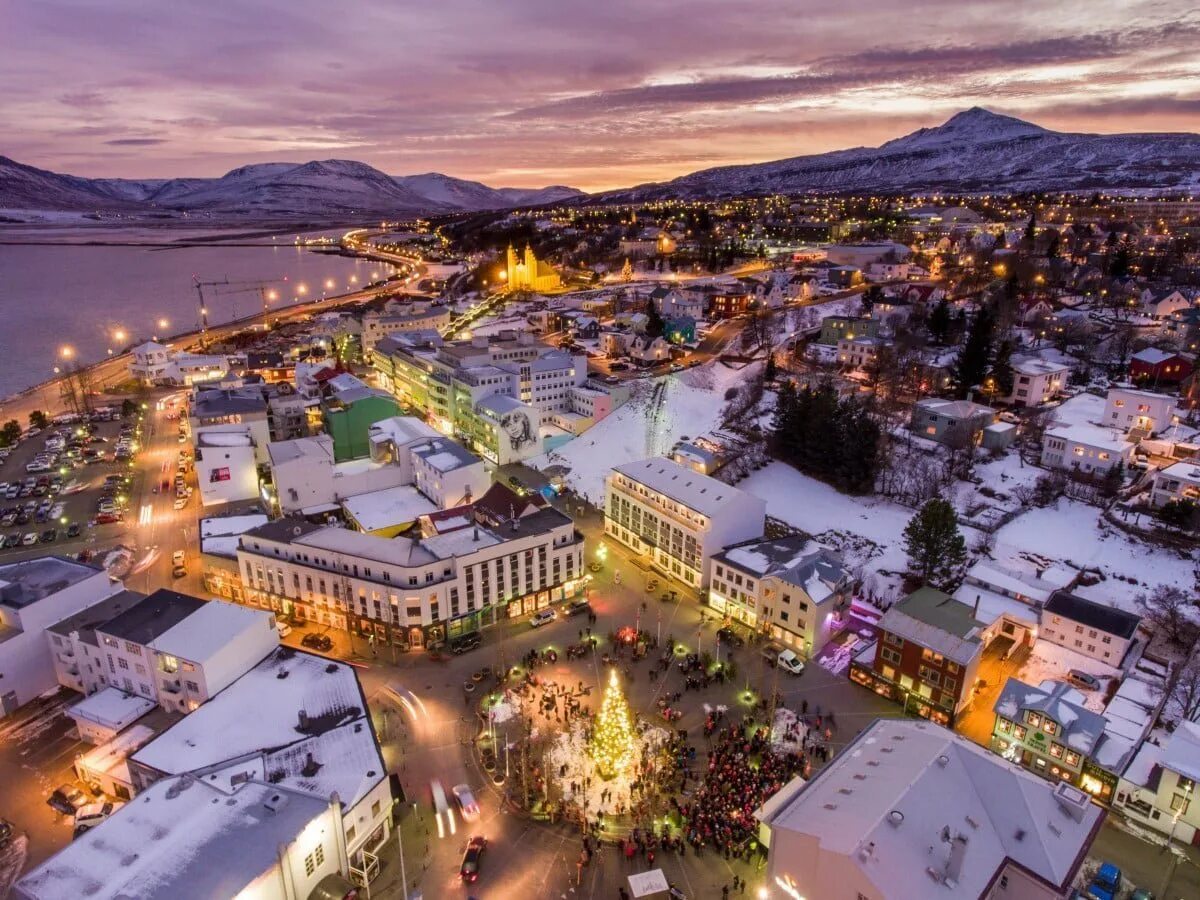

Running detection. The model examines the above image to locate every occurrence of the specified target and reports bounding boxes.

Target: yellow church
[504,244,561,292]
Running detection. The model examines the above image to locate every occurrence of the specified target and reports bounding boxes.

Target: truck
[760,643,805,675]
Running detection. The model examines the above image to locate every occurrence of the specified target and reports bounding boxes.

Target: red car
[95,512,123,524]
[460,836,487,883]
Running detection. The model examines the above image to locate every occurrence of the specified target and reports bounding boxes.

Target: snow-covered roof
[295,526,440,567]
[1045,422,1134,453]
[368,415,440,448]
[131,646,384,809]
[715,537,847,605]
[878,588,984,666]
[196,429,252,448]
[149,600,274,666]
[409,436,480,472]
[994,677,1108,757]
[1160,721,1200,784]
[1013,356,1071,376]
[200,513,269,559]
[1157,460,1200,484]
[1132,347,1177,365]
[612,457,762,518]
[757,719,1102,898]
[964,561,1057,604]
[342,484,438,532]
[914,397,996,420]
[67,687,155,731]
[15,776,329,900]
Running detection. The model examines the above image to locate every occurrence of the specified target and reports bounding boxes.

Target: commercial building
[605,457,766,589]
[0,557,121,717]
[1039,591,1141,667]
[199,513,270,603]
[188,385,273,464]
[361,301,451,352]
[236,495,584,647]
[321,373,403,462]
[195,428,259,506]
[851,588,985,726]
[756,718,1103,900]
[709,536,851,655]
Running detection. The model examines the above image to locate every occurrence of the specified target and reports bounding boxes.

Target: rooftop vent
[936,754,950,767]
[264,793,288,814]
[823,803,838,811]
[1053,781,1091,823]
[887,810,904,827]
[1014,828,1026,842]
[838,788,854,795]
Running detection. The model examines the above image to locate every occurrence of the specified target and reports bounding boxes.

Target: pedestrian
[722,887,730,899]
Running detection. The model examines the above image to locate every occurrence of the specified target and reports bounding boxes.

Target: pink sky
[2,1,1198,191]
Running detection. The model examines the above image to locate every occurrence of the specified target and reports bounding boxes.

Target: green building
[323,374,403,461]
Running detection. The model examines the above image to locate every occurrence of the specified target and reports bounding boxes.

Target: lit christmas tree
[591,668,634,780]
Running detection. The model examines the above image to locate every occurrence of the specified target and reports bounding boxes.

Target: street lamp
[60,345,75,360]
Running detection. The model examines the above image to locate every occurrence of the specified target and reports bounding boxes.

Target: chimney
[298,709,309,731]
[472,527,479,542]
[943,834,968,888]
[974,593,981,618]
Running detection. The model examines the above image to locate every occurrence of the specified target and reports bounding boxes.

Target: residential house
[1130,348,1193,387]
[1005,356,1071,407]
[1103,386,1178,436]
[709,536,851,655]
[46,588,148,700]
[837,336,883,370]
[1149,460,1200,508]
[756,718,1104,900]
[1117,720,1200,845]
[709,290,753,320]
[605,457,766,589]
[818,315,879,346]
[851,588,985,726]
[1141,288,1193,319]
[1040,591,1141,667]
[1041,423,1135,475]
[910,398,1002,448]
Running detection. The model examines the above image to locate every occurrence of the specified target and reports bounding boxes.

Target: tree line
[769,380,884,494]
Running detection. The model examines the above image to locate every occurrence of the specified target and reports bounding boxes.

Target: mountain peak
[883,107,1048,152]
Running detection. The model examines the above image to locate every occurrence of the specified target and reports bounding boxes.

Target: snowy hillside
[607,107,1200,199]
[0,156,585,217]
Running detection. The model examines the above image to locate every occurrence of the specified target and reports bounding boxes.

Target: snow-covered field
[531,360,760,502]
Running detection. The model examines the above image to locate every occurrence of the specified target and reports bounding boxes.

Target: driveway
[955,636,1030,746]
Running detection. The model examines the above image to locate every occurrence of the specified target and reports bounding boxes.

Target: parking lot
[0,409,150,566]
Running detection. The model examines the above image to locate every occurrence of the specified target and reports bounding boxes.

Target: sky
[2,0,1198,191]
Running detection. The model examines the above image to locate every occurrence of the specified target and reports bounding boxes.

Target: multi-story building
[1102,386,1179,435]
[604,457,766,589]
[757,718,1104,900]
[504,243,561,292]
[708,536,851,655]
[1041,423,1135,475]
[837,336,883,370]
[1005,356,1071,407]
[236,498,584,647]
[321,373,403,462]
[910,397,1000,447]
[361,301,451,352]
[47,588,148,698]
[92,589,280,713]
[851,587,985,726]
[817,314,879,345]
[0,556,122,717]
[709,290,753,320]
[188,385,273,464]
[194,429,259,506]
[1040,591,1141,667]
[1150,460,1200,508]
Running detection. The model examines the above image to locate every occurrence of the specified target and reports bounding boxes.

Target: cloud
[58,91,111,109]
[104,138,168,146]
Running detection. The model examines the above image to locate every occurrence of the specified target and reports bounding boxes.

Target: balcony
[160,679,182,695]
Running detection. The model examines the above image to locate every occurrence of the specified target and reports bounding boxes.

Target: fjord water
[0,241,393,398]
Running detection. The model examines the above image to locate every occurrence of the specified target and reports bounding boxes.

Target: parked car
[1067,669,1101,691]
[761,643,805,675]
[452,633,481,654]
[301,633,334,652]
[460,835,487,883]
[172,565,187,579]
[3,534,20,549]
[21,532,39,546]
[66,523,81,538]
[566,599,591,617]
[40,528,57,543]
[73,801,124,837]
[47,783,90,816]
[1085,862,1122,900]
[451,783,480,821]
[276,622,292,638]
[717,627,745,648]
[530,609,557,628]
[172,550,186,566]
[95,512,122,525]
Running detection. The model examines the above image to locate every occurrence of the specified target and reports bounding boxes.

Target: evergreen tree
[1102,460,1125,499]
[0,420,20,447]
[764,351,777,381]
[989,339,1015,399]
[28,410,48,430]
[591,669,634,780]
[644,299,666,340]
[951,306,995,399]
[860,285,883,316]
[769,380,798,459]
[834,397,882,494]
[902,498,968,592]
[1024,211,1037,244]
[928,299,951,344]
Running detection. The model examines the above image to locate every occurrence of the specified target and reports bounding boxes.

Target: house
[1130,348,1193,387]
[1016,297,1054,325]
[909,398,1000,448]
[1004,356,1071,407]
[663,315,696,345]
[570,315,600,340]
[827,264,862,287]
[0,557,122,717]
[818,315,878,346]
[671,440,721,475]
[866,260,910,281]
[600,329,634,358]
[630,334,671,366]
[709,290,753,320]
[897,283,945,308]
[709,536,852,656]
[851,588,986,726]
[1041,423,1135,475]
[756,718,1104,900]
[1116,720,1200,844]
[605,457,766,589]
[1040,591,1141,667]
[992,675,1158,803]
[93,589,280,713]
[837,336,883,370]
[1102,386,1179,435]
[1141,288,1193,319]
[1149,460,1200,508]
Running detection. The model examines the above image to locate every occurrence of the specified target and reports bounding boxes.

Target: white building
[837,336,883,370]
[16,774,356,900]
[1040,591,1141,667]
[237,498,584,647]
[47,588,148,698]
[1149,460,1200,508]
[126,647,392,875]
[1041,423,1135,474]
[756,718,1103,900]
[605,457,766,589]
[362,302,451,353]
[1117,720,1200,844]
[195,428,259,506]
[93,589,279,713]
[1102,386,1178,435]
[128,341,171,384]
[0,557,121,717]
[709,536,851,655]
[1006,356,1071,407]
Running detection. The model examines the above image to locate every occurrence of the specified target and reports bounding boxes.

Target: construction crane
[192,276,285,347]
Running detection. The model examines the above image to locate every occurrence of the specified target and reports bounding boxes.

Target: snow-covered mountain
[605,107,1200,199]
[0,156,585,217]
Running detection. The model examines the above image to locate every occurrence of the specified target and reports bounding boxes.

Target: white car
[173,497,188,510]
[451,783,480,821]
[530,609,557,628]
[21,532,39,546]
[49,503,65,520]
[73,801,124,836]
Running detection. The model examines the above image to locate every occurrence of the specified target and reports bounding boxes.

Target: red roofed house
[1130,348,1193,387]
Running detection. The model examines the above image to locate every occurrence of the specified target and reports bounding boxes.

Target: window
[1065,750,1080,766]
[1049,742,1064,759]
[1013,725,1028,741]
[1171,794,1190,815]
[880,647,901,666]
[1025,712,1042,728]
[998,718,1012,733]
[118,658,129,670]
[304,852,317,877]
[884,633,904,648]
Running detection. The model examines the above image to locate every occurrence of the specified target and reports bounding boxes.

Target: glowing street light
[158,317,169,329]
[59,345,75,360]
[113,328,127,343]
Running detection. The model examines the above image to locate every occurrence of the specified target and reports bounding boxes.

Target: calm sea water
[0,243,394,397]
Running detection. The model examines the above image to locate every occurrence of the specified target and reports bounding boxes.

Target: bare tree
[1136,585,1199,649]
[1165,652,1200,723]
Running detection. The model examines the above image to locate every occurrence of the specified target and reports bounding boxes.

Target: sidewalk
[1087,816,1200,899]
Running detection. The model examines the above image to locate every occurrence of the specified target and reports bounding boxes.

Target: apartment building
[1117,720,1200,844]
[236,501,584,648]
[605,457,766,589]
[1041,423,1135,475]
[709,536,851,655]
[0,556,122,716]
[361,301,451,352]
[1040,591,1141,667]
[1102,386,1178,435]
